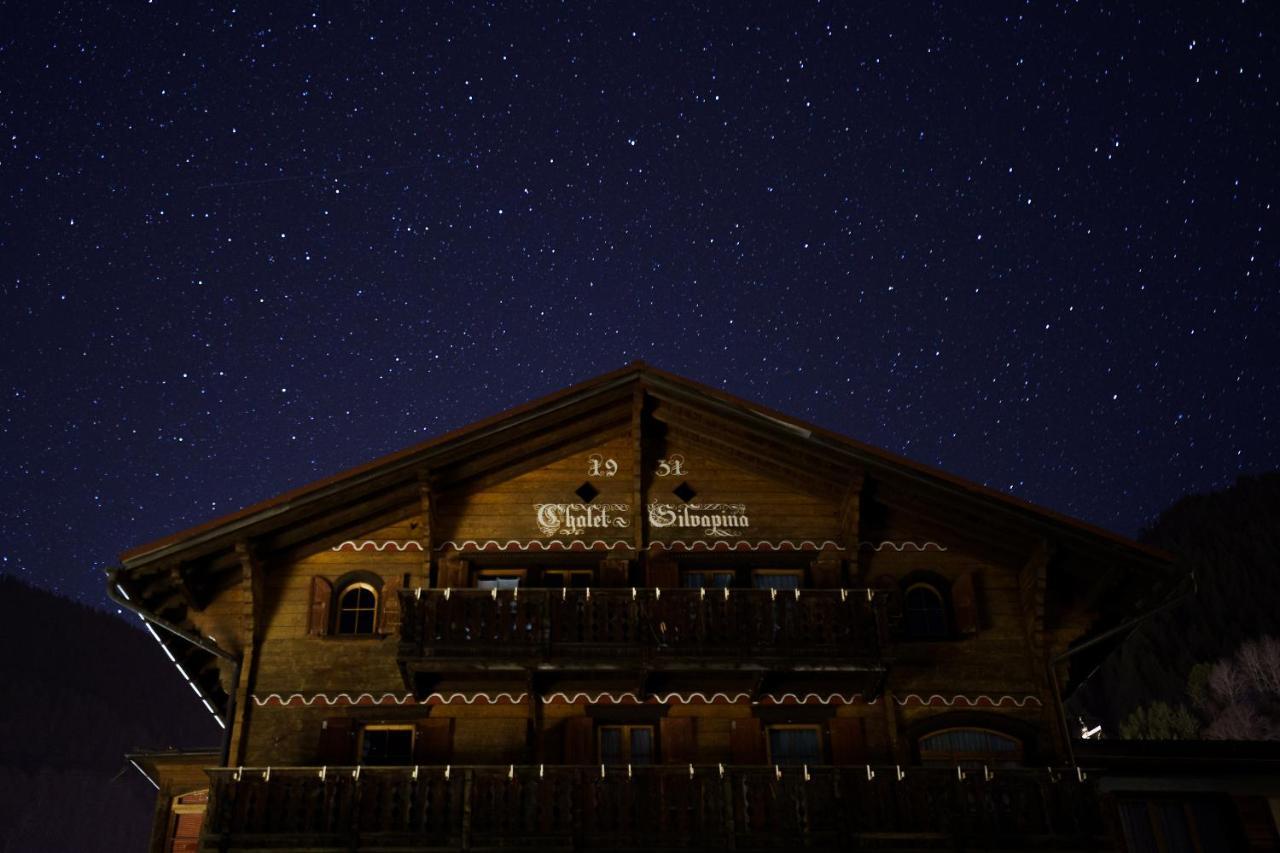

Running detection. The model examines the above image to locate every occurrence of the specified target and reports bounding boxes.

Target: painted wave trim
[895,694,1043,708]
[254,692,528,707]
[333,538,945,553]
[255,691,1037,708]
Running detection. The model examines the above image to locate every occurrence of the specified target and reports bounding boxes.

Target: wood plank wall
[227,433,1062,767]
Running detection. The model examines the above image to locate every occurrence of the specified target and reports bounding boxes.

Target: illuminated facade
[114,364,1278,851]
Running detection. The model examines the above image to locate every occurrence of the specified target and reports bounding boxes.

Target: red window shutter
[413,717,453,763]
[660,716,696,764]
[169,810,204,853]
[828,717,867,765]
[563,717,595,765]
[951,571,979,635]
[308,576,333,636]
[378,575,403,634]
[730,717,765,765]
[316,717,355,763]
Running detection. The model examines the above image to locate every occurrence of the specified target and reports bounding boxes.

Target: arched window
[335,582,378,634]
[903,583,948,639]
[919,728,1023,767]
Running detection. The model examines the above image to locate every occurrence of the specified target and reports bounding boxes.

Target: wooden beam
[631,386,645,553]
[838,474,864,545]
[418,469,435,588]
[168,563,201,612]
[228,540,262,766]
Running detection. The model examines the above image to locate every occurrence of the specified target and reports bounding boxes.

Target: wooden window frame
[474,568,526,589]
[597,723,656,764]
[764,723,823,765]
[917,726,1024,765]
[542,568,594,588]
[1118,795,1241,853]
[334,581,379,635]
[681,569,736,588]
[357,723,417,765]
[751,569,804,589]
[902,582,949,639]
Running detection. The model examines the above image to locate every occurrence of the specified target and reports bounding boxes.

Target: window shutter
[598,558,628,587]
[646,558,678,589]
[810,557,841,588]
[378,575,403,634]
[872,575,903,622]
[308,576,333,636]
[438,556,468,588]
[951,571,979,635]
[170,811,204,853]
[413,717,453,763]
[316,717,355,763]
[660,716,696,764]
[563,717,595,765]
[828,717,867,765]
[730,717,765,765]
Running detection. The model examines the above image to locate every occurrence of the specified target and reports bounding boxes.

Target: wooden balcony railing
[398,588,888,666]
[203,765,1107,850]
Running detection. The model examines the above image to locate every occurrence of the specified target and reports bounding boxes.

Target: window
[335,582,378,635]
[166,790,207,853]
[918,728,1023,767]
[359,724,415,765]
[543,569,593,588]
[598,724,655,765]
[1118,797,1240,853]
[683,570,735,589]
[475,569,525,590]
[903,583,948,639]
[766,725,822,766]
[752,570,803,591]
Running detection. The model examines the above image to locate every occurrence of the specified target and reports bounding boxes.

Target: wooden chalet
[111,363,1278,851]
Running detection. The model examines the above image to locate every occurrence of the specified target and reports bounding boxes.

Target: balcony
[397,588,888,696]
[202,765,1107,851]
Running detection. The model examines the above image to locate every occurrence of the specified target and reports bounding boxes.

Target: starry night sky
[3,3,1277,608]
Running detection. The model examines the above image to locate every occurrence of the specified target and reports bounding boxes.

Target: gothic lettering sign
[647,503,750,537]
[534,503,630,536]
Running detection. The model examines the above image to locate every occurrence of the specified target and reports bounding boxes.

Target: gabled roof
[118,361,1172,572]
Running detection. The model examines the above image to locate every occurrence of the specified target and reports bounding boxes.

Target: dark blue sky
[3,2,1276,606]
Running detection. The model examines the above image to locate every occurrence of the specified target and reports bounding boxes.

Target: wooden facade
[111,364,1277,851]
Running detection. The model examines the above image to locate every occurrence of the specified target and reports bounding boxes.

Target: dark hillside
[1069,473,1280,734]
[0,575,219,852]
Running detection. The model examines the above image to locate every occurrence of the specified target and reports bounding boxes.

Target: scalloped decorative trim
[859,541,948,551]
[758,693,873,705]
[254,692,526,707]
[254,690,1040,709]
[543,691,755,705]
[647,539,842,552]
[437,539,635,552]
[332,538,947,553]
[895,694,1042,708]
[332,540,424,552]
